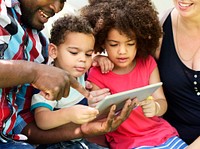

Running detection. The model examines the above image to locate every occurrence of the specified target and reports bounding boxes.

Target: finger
[100,63,106,73]
[106,105,116,131]
[90,88,110,97]
[69,75,91,99]
[85,81,93,90]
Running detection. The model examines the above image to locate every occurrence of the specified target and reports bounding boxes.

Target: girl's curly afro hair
[81,0,162,58]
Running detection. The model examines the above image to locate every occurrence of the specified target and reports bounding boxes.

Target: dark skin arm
[22,99,136,144]
[0,60,90,100]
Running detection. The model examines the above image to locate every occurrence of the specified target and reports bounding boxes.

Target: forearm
[35,108,72,130]
[0,60,36,87]
[22,121,83,144]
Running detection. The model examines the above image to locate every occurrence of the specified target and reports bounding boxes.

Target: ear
[48,43,58,59]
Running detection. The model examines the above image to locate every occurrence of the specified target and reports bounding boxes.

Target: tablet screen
[95,82,163,119]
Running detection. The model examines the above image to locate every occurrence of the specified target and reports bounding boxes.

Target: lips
[117,57,128,63]
[38,9,51,24]
[178,2,193,9]
[75,67,86,72]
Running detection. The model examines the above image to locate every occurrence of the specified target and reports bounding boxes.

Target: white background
[43,0,174,37]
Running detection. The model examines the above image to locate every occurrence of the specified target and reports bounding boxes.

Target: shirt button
[194,81,197,85]
[197,92,200,96]
[194,74,198,78]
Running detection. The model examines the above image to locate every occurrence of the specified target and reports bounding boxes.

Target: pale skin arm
[139,67,167,117]
[154,37,163,60]
[0,60,90,100]
[22,99,136,144]
[187,136,200,149]
[34,105,99,130]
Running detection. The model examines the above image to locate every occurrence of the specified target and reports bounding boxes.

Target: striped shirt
[134,136,188,149]
[0,0,48,142]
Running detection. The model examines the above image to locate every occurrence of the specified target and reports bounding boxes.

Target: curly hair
[50,15,94,46]
[81,0,162,58]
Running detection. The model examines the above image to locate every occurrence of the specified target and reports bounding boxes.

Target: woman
[156,0,200,144]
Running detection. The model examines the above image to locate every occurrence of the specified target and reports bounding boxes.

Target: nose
[118,44,127,54]
[79,54,86,62]
[50,1,64,13]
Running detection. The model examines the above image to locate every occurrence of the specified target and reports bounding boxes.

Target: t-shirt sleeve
[31,94,57,111]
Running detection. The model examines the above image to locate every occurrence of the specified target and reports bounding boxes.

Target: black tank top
[157,13,200,144]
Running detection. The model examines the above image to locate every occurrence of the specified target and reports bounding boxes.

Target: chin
[22,19,44,31]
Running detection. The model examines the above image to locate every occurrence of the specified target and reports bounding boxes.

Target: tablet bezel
[95,82,163,119]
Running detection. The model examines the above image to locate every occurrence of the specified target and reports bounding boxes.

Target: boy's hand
[69,105,99,124]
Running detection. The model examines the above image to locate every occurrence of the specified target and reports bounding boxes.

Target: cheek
[86,59,93,68]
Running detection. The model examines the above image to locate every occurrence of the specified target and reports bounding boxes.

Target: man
[0,0,135,148]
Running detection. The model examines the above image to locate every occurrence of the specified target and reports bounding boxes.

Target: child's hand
[92,55,114,73]
[69,105,99,124]
[139,96,160,117]
[88,88,110,107]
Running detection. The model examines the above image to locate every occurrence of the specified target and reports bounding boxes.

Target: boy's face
[51,32,95,78]
[20,0,65,30]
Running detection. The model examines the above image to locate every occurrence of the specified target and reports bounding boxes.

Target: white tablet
[95,82,163,119]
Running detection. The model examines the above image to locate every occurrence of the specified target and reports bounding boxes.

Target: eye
[110,44,118,47]
[69,51,78,55]
[86,53,92,57]
[128,43,135,46]
[60,0,66,3]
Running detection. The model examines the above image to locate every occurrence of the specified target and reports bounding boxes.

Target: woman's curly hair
[81,0,162,58]
[50,15,94,46]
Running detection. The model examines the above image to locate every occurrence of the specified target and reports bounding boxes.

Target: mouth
[117,57,128,63]
[75,67,86,72]
[38,9,53,24]
[39,10,50,19]
[178,2,193,8]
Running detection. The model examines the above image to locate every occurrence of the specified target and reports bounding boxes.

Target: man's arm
[22,121,83,144]
[0,60,90,100]
[23,99,136,144]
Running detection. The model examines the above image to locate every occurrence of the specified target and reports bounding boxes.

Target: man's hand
[32,63,90,101]
[80,99,137,137]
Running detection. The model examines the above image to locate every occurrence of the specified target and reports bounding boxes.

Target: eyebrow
[67,47,94,52]
[106,39,135,42]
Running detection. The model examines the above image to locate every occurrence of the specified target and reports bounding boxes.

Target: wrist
[155,101,161,116]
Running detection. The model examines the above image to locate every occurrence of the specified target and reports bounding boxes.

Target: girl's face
[173,0,200,17]
[50,32,95,78]
[104,28,137,74]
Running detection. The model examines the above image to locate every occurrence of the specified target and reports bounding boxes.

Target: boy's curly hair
[81,0,162,58]
[50,15,94,46]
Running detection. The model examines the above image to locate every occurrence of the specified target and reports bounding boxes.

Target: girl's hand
[139,96,160,117]
[92,55,114,73]
[88,88,110,107]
